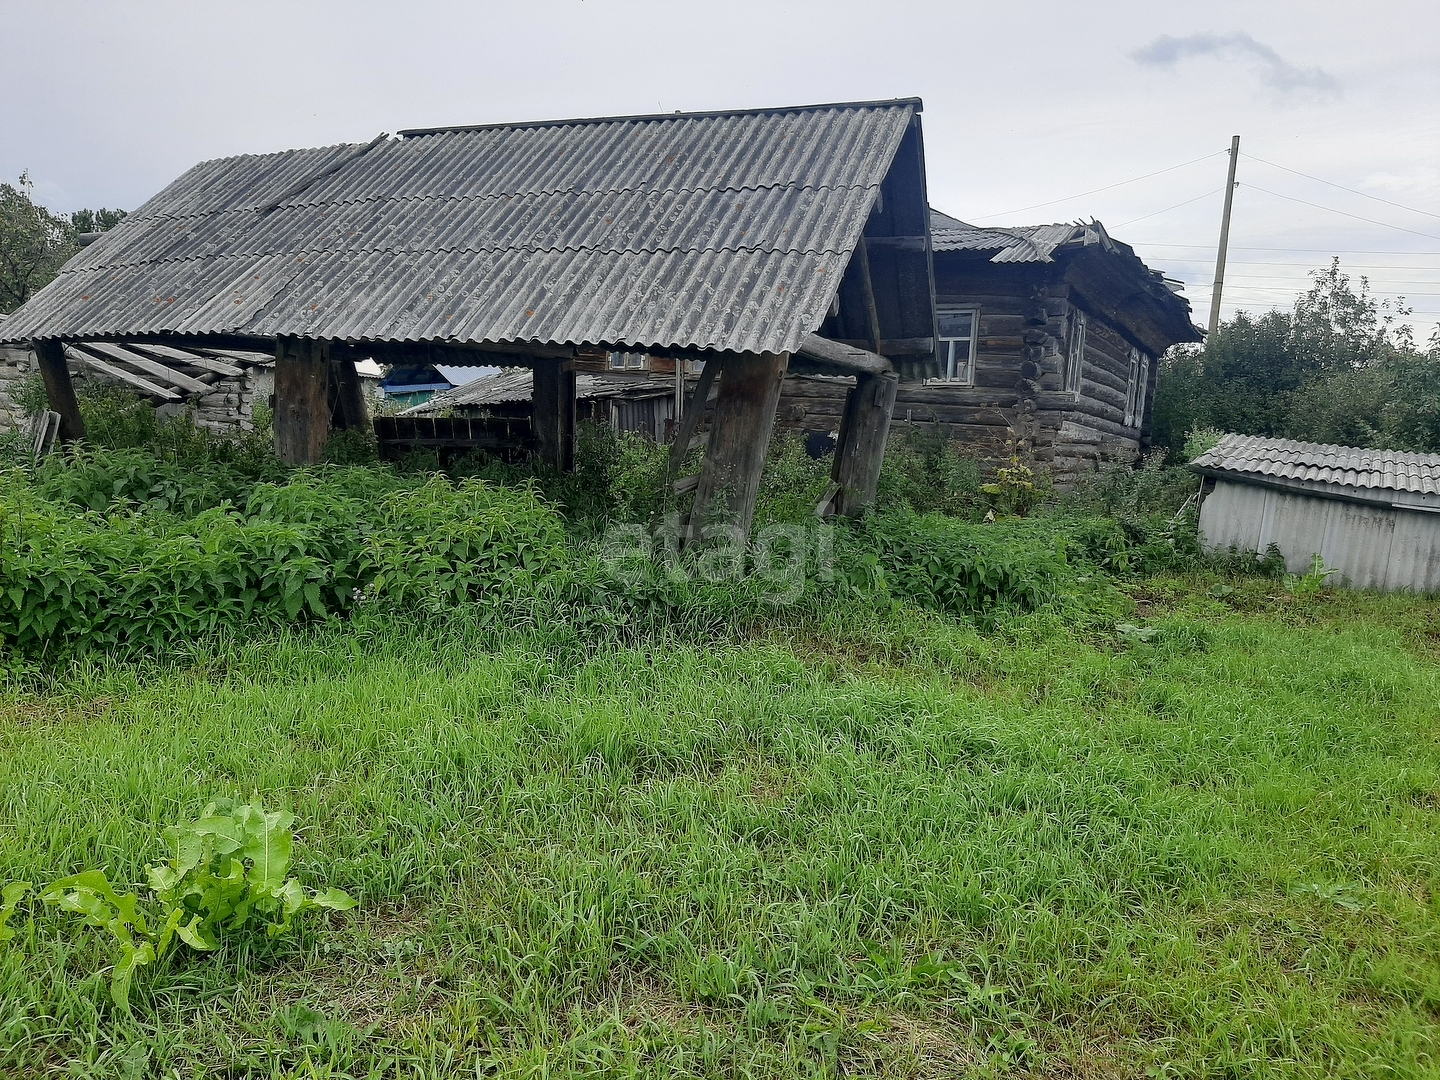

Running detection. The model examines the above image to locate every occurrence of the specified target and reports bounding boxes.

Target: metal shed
[1191,434,1440,592]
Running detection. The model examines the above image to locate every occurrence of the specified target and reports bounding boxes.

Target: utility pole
[1208,135,1240,339]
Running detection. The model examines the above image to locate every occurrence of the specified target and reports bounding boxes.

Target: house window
[933,306,978,384]
[609,351,646,370]
[1065,310,1087,394]
[1124,347,1150,427]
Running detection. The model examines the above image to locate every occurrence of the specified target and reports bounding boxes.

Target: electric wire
[1114,188,1224,228]
[1241,153,1440,222]
[1241,184,1440,242]
[966,149,1228,222]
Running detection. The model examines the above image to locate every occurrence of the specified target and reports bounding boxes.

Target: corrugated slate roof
[1191,433,1440,497]
[929,210,1084,263]
[404,368,673,413]
[2,101,920,358]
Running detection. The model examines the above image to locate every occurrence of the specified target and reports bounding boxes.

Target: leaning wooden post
[274,337,331,464]
[533,358,576,471]
[830,370,898,517]
[32,339,86,443]
[688,351,789,540]
[329,356,369,432]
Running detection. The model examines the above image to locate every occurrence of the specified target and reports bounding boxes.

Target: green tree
[1153,259,1430,456]
[0,173,76,314]
[0,175,128,315]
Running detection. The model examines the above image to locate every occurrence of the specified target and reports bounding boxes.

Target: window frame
[1064,309,1087,395]
[609,350,647,371]
[930,304,979,386]
[1124,346,1151,428]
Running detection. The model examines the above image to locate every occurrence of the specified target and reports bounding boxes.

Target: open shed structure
[1,99,938,536]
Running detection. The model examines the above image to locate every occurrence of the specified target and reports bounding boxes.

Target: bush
[876,428,985,519]
[0,467,570,655]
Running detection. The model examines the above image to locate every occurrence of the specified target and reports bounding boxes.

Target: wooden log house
[1,99,940,538]
[777,211,1203,485]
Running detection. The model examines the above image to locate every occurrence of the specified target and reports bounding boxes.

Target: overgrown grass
[4,401,1438,1075]
[2,583,1438,1076]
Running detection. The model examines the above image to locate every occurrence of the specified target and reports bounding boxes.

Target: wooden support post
[33,339,86,443]
[274,337,330,465]
[532,358,576,471]
[688,351,789,539]
[330,356,369,431]
[830,370,898,517]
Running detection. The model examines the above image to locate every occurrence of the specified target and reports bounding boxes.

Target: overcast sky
[4,0,1437,340]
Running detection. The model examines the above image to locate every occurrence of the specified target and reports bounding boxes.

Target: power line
[1115,188,1224,228]
[1241,153,1440,222]
[967,149,1228,222]
[1135,244,1440,254]
[1148,258,1439,269]
[1241,184,1440,242]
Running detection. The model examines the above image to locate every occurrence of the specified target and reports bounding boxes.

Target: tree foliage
[1154,259,1440,456]
[0,174,127,314]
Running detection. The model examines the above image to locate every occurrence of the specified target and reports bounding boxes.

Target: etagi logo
[600,515,836,606]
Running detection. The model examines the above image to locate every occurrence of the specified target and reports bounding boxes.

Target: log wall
[777,256,1159,487]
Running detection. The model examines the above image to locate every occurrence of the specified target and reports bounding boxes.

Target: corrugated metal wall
[1198,481,1440,591]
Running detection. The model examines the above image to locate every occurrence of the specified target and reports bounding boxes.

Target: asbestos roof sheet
[405,368,673,412]
[929,210,1083,263]
[2,100,919,358]
[1191,433,1440,497]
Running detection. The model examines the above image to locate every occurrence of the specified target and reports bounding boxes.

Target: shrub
[876,428,985,519]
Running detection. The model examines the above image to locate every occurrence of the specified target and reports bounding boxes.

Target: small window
[1065,310,1087,394]
[609,351,647,370]
[933,306,978,384]
[1124,347,1150,428]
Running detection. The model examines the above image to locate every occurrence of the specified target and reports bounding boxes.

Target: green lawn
[2,580,1439,1077]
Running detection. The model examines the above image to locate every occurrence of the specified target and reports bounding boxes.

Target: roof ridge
[396,98,921,139]
[104,178,887,224]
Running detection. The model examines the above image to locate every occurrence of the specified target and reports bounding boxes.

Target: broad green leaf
[110,940,156,1013]
[310,887,358,911]
[0,881,31,944]
[175,914,217,951]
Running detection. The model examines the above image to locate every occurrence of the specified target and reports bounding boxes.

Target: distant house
[1192,434,1440,592]
[380,364,496,406]
[778,210,1202,484]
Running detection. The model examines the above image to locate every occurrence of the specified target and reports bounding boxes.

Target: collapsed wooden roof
[930,208,1202,354]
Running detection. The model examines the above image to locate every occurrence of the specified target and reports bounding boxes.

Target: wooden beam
[862,235,928,252]
[831,371,898,517]
[329,356,369,431]
[856,239,883,354]
[33,339,86,443]
[532,357,576,470]
[274,337,330,464]
[688,351,789,539]
[833,337,935,356]
[793,333,893,376]
[73,342,212,395]
[134,342,246,377]
[66,347,180,401]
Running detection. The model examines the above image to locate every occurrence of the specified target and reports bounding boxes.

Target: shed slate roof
[1,100,921,358]
[1191,434,1440,497]
[404,368,673,414]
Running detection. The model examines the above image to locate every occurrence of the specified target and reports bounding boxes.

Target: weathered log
[274,337,330,465]
[689,352,789,539]
[330,356,369,431]
[532,358,576,471]
[831,371,898,517]
[33,339,86,443]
